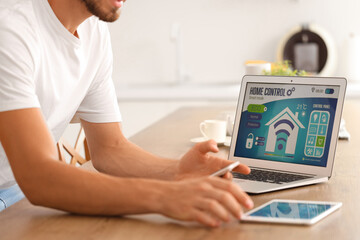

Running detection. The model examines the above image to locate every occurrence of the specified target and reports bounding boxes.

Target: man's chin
[98,9,121,22]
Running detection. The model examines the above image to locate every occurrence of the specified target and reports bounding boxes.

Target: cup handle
[200,122,207,139]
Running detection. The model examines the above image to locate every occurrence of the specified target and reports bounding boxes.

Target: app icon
[306,135,316,146]
[305,147,314,157]
[309,124,318,135]
[246,133,254,149]
[318,125,327,136]
[316,136,325,147]
[314,148,324,157]
[310,112,320,124]
[320,112,329,124]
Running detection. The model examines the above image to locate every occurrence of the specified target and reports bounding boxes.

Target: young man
[0,0,253,227]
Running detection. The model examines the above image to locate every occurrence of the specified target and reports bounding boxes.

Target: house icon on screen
[265,107,305,155]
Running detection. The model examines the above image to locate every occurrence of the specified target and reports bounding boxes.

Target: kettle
[277,23,337,76]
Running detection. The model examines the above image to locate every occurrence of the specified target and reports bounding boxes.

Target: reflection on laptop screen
[234,83,340,167]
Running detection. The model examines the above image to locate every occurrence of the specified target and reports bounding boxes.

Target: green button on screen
[316,136,325,147]
[248,104,266,113]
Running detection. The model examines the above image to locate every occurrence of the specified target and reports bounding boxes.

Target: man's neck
[48,0,91,37]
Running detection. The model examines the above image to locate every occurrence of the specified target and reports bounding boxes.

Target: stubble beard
[81,0,120,22]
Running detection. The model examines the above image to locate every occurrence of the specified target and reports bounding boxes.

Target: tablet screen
[248,200,332,219]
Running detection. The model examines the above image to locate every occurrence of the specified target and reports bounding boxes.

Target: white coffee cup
[199,120,227,143]
[245,62,271,75]
[226,114,235,136]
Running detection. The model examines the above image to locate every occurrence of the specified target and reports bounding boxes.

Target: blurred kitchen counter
[118,100,237,138]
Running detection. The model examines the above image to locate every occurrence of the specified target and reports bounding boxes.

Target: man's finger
[203,188,242,220]
[208,177,254,209]
[197,199,230,223]
[196,140,219,154]
[219,160,251,175]
[233,164,251,175]
[192,209,220,227]
[222,171,233,180]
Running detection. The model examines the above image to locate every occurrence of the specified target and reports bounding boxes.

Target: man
[0,0,253,227]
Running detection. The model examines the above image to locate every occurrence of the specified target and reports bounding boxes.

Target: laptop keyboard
[232,168,313,185]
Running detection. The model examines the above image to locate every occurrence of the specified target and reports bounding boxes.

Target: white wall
[108,0,360,89]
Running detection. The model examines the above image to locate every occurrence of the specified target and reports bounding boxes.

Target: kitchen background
[64,0,360,155]
[109,0,360,89]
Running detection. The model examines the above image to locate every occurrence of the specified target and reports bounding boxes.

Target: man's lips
[112,0,124,8]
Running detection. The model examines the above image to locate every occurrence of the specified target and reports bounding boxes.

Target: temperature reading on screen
[296,104,307,110]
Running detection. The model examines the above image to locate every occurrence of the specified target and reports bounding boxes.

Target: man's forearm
[81,120,179,180]
[91,139,179,180]
[20,159,166,215]
[21,158,254,228]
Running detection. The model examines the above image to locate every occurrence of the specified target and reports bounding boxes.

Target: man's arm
[81,120,251,180]
[0,108,253,227]
[0,108,165,215]
[81,120,179,180]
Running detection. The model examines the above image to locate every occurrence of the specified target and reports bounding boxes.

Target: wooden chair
[57,126,91,166]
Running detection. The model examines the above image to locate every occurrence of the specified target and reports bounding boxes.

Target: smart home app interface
[249,201,332,219]
[234,83,340,167]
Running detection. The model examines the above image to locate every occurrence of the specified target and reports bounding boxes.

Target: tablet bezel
[241,199,342,225]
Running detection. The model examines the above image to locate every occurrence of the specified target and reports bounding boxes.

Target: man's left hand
[175,140,251,180]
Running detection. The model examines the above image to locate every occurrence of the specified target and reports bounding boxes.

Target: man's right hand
[157,176,253,227]
[0,108,252,227]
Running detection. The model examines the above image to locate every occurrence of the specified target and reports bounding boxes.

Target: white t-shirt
[0,0,122,188]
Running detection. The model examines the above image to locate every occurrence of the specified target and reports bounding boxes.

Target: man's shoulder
[0,0,39,70]
[0,0,37,33]
[0,0,32,8]
[0,0,36,20]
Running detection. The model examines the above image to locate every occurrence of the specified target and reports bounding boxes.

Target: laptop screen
[234,82,340,167]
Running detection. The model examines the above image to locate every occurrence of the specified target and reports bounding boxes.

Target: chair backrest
[57,126,90,166]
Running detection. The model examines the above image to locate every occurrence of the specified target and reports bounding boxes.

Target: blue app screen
[234,83,340,167]
[249,201,332,219]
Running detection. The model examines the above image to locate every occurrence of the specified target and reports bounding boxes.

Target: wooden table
[1,101,359,240]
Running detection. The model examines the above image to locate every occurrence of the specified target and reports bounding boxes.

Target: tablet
[241,199,342,225]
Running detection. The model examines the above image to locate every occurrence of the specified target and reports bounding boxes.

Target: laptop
[229,75,347,194]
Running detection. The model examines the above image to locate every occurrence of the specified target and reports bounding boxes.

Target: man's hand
[176,140,251,180]
[158,176,253,227]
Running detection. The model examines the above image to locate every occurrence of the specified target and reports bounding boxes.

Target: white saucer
[190,136,231,146]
